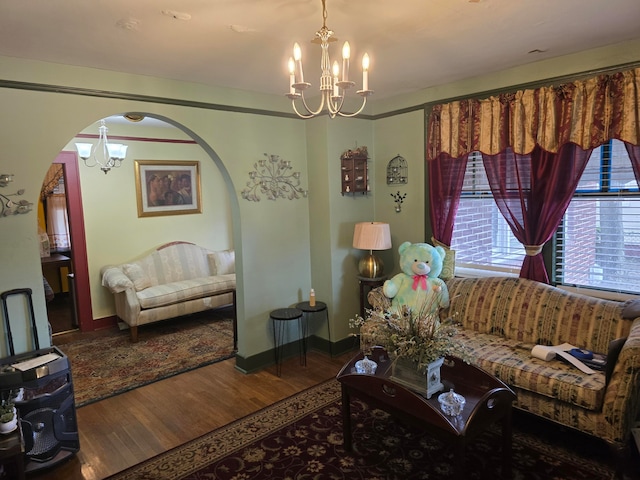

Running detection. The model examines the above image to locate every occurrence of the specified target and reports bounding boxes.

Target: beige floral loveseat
[101,241,236,343]
[369,276,640,453]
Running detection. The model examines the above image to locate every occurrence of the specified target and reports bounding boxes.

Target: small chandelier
[75,119,128,174]
[286,0,373,119]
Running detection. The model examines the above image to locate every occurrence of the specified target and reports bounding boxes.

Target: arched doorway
[42,113,238,340]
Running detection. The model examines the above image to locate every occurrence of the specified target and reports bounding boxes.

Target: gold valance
[427,67,640,161]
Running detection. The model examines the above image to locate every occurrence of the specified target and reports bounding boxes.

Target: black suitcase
[0,288,80,473]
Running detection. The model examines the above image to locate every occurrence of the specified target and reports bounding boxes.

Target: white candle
[362,53,370,90]
[293,42,304,83]
[332,61,340,96]
[342,42,350,82]
[288,57,296,94]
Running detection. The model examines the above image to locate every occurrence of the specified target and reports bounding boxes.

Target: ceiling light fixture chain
[286,0,373,119]
[75,119,128,174]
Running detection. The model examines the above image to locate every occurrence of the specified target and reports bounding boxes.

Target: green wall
[1,37,639,365]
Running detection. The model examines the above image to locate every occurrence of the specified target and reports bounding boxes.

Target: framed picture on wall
[134,160,202,217]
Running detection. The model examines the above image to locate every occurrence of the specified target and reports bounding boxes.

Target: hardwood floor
[28,349,354,480]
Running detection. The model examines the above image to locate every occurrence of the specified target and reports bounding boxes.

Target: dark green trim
[419,61,640,111]
[0,79,376,120]
[2,60,638,122]
[0,79,300,119]
[371,103,426,120]
[233,335,358,374]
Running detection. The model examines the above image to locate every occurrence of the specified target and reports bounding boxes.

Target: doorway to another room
[39,151,92,335]
[40,163,77,334]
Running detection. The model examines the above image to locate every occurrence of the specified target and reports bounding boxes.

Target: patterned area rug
[57,308,235,407]
[108,379,618,480]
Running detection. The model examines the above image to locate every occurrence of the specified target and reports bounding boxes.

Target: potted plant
[350,291,471,398]
[0,398,17,434]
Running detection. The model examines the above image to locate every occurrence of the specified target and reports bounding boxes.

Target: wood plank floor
[28,349,354,480]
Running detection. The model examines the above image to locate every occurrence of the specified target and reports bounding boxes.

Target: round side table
[296,301,331,357]
[270,307,304,376]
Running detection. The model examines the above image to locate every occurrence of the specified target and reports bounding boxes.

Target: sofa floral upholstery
[101,241,236,343]
[368,276,640,450]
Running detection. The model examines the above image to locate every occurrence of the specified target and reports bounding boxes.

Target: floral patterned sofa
[369,276,640,453]
[100,241,236,343]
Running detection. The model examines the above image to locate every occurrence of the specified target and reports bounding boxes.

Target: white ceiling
[2,0,639,101]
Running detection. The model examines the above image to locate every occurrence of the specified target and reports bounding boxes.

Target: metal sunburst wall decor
[241,153,308,202]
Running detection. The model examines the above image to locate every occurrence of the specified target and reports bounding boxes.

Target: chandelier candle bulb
[293,43,304,83]
[288,58,296,94]
[342,41,350,82]
[362,53,369,91]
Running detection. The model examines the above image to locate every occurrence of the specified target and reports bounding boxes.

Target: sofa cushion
[445,276,629,354]
[456,330,607,411]
[208,250,235,275]
[122,263,152,291]
[136,274,236,309]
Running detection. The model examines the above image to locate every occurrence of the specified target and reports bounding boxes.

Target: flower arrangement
[350,291,470,374]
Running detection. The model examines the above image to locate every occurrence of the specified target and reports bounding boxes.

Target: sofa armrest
[601,317,640,443]
[101,266,134,293]
[113,289,141,326]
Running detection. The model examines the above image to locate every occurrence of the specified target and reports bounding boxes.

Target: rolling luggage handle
[1,287,40,356]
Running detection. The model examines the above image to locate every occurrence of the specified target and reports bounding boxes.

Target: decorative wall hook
[391,191,406,213]
[241,153,308,202]
[1,174,33,217]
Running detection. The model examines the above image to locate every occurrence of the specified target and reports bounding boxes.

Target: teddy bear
[383,241,450,314]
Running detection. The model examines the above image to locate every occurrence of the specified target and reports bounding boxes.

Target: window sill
[452,267,639,302]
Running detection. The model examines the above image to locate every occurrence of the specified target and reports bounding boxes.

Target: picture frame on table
[134,160,201,217]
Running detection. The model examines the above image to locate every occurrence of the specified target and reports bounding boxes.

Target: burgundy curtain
[482,143,591,282]
[626,142,640,187]
[428,152,468,247]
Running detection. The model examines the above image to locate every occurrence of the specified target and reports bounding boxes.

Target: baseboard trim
[234,335,358,374]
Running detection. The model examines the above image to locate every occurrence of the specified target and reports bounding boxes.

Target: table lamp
[353,222,392,278]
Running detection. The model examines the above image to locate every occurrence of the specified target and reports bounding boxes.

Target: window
[451,152,524,274]
[555,140,640,294]
[451,142,640,294]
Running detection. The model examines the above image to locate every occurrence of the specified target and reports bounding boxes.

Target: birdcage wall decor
[386,155,408,185]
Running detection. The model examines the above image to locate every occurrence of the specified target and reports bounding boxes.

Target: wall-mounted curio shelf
[341,146,369,195]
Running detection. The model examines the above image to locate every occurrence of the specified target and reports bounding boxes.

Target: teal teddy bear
[383,241,450,314]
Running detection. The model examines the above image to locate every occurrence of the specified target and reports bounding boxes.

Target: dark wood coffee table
[337,347,516,479]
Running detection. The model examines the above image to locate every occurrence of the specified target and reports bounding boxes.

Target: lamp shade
[353,222,392,251]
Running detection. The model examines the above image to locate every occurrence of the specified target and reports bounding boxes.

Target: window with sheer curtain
[451,152,524,274]
[427,67,640,289]
[555,140,640,294]
[451,141,640,293]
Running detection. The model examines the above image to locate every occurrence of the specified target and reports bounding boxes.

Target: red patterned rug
[107,379,622,480]
[56,307,235,407]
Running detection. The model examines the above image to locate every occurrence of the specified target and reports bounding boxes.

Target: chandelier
[75,119,128,174]
[286,0,373,119]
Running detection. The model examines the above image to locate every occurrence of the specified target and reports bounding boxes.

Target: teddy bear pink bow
[412,274,428,291]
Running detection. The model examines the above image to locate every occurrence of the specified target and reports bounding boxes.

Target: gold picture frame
[134,160,202,217]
